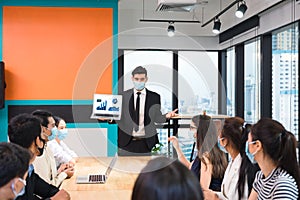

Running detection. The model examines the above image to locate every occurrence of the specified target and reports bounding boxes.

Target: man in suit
[8,113,70,200]
[117,66,177,155]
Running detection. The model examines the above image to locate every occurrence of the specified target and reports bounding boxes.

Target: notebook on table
[76,154,118,184]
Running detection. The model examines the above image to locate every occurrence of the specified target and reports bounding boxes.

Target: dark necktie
[134,92,141,132]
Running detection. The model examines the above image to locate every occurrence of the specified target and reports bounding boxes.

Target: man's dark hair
[8,113,42,149]
[132,66,147,76]
[0,142,32,187]
[32,110,53,127]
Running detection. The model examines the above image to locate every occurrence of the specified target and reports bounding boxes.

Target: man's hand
[63,166,75,178]
[51,189,70,200]
[97,118,113,123]
[166,108,179,118]
[57,163,68,174]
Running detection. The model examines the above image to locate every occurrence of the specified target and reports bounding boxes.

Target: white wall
[118,34,219,50]
[63,128,108,157]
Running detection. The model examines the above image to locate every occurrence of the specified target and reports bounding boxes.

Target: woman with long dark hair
[169,114,227,192]
[248,118,299,199]
[204,117,258,200]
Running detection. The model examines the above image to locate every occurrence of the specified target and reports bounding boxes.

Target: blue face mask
[133,81,145,91]
[57,129,68,140]
[217,137,228,153]
[245,141,257,164]
[48,127,58,140]
[11,178,26,200]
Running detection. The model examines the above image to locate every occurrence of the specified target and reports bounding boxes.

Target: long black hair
[251,118,300,196]
[222,117,259,199]
[132,157,204,200]
[238,123,260,199]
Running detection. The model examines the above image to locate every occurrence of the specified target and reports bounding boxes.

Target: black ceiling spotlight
[167,22,175,37]
[235,1,248,18]
[212,18,221,34]
[201,0,249,32]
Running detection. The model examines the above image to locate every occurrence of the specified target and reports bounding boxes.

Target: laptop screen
[90,94,122,120]
[105,154,118,177]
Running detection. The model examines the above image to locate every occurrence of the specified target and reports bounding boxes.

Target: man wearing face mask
[32,110,74,187]
[0,142,31,200]
[114,66,178,155]
[8,113,70,200]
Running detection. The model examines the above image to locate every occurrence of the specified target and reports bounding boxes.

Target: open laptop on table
[90,94,122,120]
[76,154,118,184]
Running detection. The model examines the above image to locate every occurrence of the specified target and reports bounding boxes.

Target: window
[178,51,219,115]
[226,47,236,116]
[123,50,173,151]
[244,38,261,123]
[272,23,299,139]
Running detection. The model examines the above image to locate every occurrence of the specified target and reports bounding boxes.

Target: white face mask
[11,178,26,199]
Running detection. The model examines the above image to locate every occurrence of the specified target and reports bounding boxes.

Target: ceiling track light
[167,22,175,37]
[235,1,248,18]
[212,18,221,34]
[201,0,249,33]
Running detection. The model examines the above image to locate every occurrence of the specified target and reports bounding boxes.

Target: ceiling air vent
[156,0,199,12]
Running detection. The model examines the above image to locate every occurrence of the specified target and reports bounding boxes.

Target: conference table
[61,156,153,200]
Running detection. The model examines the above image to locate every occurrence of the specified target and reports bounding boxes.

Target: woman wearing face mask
[204,117,259,200]
[48,116,78,167]
[169,114,227,192]
[248,118,299,200]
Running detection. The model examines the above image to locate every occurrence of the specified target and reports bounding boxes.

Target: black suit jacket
[16,170,59,200]
[117,88,166,150]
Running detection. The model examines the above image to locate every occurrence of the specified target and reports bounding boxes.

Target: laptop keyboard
[89,174,104,182]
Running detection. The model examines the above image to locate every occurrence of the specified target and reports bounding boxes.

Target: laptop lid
[75,154,118,184]
[105,153,118,178]
[90,94,122,120]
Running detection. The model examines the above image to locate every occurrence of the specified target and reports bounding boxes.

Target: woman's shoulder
[275,168,297,185]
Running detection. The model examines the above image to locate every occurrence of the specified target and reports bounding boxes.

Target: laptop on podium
[76,154,118,184]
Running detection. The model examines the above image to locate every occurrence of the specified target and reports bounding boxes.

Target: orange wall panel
[3,6,113,100]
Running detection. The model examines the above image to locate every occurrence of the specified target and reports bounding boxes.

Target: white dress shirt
[48,139,78,166]
[33,145,67,187]
[216,153,248,200]
[132,88,146,137]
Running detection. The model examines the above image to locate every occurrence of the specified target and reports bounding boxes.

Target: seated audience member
[8,113,70,200]
[248,118,299,200]
[32,110,74,187]
[132,157,204,200]
[0,142,31,200]
[48,116,78,167]
[204,117,259,200]
[169,114,227,191]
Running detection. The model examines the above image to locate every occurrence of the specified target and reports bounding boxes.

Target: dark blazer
[117,88,166,150]
[16,170,59,200]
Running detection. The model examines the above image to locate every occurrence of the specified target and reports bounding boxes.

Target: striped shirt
[253,167,298,200]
